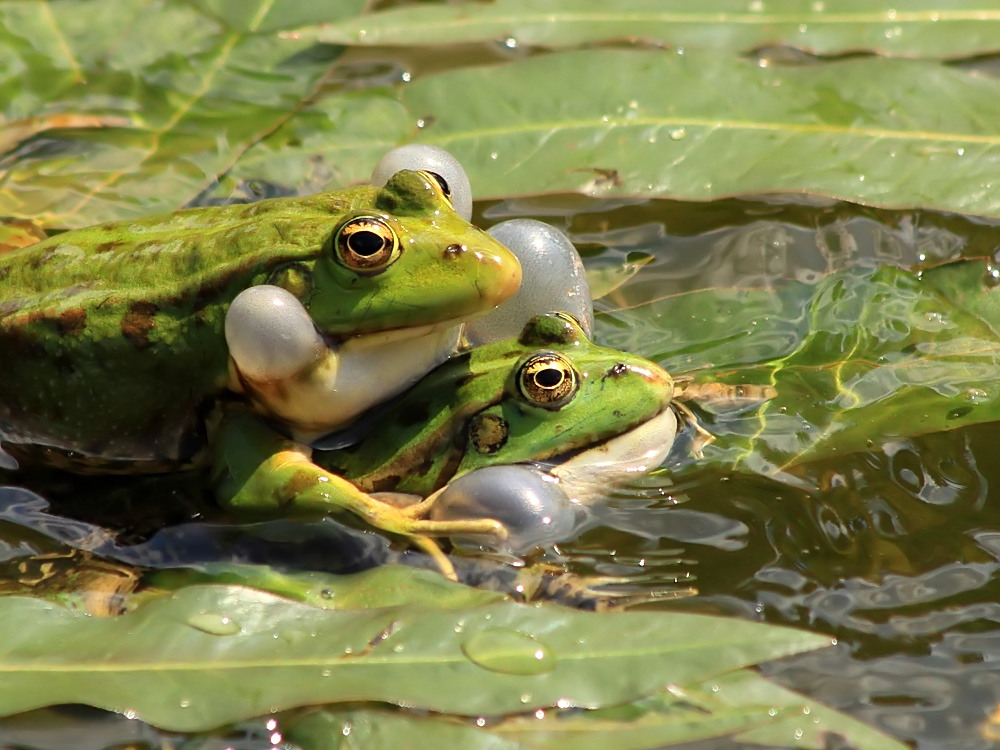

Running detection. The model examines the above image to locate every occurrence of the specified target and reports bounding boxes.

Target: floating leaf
[0,218,45,253]
[283,667,907,750]
[0,0,364,228]
[308,0,1000,60]
[0,567,829,731]
[229,49,1000,218]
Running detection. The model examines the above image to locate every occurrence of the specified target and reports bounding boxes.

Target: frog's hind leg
[214,412,504,579]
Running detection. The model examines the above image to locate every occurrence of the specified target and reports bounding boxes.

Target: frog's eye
[335,216,400,272]
[517,352,579,408]
[417,169,455,210]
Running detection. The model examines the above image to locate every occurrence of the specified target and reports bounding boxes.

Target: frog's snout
[609,360,671,385]
[607,360,675,402]
[461,244,522,307]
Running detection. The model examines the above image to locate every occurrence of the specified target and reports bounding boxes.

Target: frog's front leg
[213,413,506,580]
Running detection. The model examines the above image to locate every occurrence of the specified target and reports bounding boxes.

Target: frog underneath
[216,313,683,576]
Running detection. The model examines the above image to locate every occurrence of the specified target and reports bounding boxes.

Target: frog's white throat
[547,404,679,504]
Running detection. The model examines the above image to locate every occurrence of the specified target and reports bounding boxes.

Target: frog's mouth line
[330,318,464,348]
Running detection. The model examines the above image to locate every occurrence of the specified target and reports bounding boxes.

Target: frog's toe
[371,145,473,221]
[429,465,582,554]
[225,285,325,382]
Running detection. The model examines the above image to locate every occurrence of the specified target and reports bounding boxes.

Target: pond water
[3,193,1000,748]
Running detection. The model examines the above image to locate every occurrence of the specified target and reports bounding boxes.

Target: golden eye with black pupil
[517,353,579,408]
[334,216,399,272]
[417,169,455,211]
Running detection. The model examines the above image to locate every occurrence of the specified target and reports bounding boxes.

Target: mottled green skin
[318,314,674,497]
[0,171,518,467]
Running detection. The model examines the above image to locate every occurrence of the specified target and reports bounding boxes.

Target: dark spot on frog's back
[28,249,56,270]
[121,301,158,348]
[56,307,87,337]
[95,240,125,254]
[396,402,431,428]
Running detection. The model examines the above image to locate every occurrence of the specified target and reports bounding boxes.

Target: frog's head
[455,312,676,478]
[305,170,521,338]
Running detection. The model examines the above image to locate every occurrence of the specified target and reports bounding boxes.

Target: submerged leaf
[600,258,1000,471]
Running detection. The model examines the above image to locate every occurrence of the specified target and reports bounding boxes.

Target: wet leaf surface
[0,0,364,227]
[600,258,1000,472]
[308,0,1000,60]
[226,50,1000,219]
[0,567,828,732]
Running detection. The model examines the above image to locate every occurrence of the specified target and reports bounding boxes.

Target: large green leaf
[598,258,1000,471]
[228,49,1000,218]
[8,12,1000,225]
[308,0,1000,59]
[283,667,907,750]
[0,0,364,228]
[0,566,829,732]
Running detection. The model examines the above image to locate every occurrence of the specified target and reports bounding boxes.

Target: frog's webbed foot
[671,401,715,458]
[509,567,699,611]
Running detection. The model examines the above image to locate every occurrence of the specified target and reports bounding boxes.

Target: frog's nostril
[606,363,629,379]
[443,243,466,260]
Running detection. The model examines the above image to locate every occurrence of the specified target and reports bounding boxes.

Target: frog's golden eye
[335,216,400,272]
[417,169,456,212]
[517,352,579,409]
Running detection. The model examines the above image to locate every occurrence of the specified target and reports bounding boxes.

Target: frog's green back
[0,191,358,466]
[0,172,520,468]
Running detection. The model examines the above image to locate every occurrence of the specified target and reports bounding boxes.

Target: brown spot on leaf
[121,301,158,348]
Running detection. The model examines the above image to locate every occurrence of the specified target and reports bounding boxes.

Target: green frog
[216,313,689,577]
[0,169,521,475]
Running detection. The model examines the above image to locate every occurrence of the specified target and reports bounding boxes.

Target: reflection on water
[5,196,1000,747]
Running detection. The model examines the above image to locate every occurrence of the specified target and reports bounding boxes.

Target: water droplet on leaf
[462,628,555,675]
[186,613,240,636]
